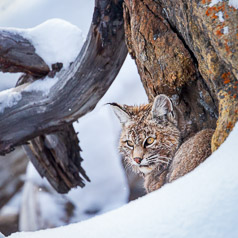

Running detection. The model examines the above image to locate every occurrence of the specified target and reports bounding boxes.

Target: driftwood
[0,0,127,193]
[0,0,127,153]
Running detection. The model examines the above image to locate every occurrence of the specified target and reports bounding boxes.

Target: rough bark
[23,125,90,193]
[0,0,127,156]
[0,0,127,193]
[123,0,238,149]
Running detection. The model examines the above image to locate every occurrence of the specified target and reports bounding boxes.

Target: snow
[216,11,224,22]
[8,122,238,238]
[0,87,22,113]
[223,26,229,34]
[0,18,85,69]
[229,0,238,9]
[209,0,222,7]
[24,76,58,96]
[21,19,85,69]
[210,0,238,9]
[0,75,59,113]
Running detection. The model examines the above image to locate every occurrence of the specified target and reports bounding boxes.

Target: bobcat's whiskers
[146,155,171,165]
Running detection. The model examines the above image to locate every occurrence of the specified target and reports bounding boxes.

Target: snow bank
[9,123,238,238]
[0,18,84,70]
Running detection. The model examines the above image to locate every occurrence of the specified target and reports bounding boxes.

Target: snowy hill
[8,123,238,238]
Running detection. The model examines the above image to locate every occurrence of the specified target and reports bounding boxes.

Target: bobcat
[110,94,214,193]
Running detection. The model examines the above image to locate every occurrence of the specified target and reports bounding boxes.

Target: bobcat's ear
[109,103,131,124]
[151,94,173,119]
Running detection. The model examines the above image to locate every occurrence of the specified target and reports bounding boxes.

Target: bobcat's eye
[126,140,134,148]
[144,137,155,147]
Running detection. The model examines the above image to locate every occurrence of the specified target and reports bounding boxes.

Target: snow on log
[0,30,49,77]
[0,0,127,155]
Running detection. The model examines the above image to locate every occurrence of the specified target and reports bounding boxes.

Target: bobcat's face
[119,117,180,174]
[110,95,181,175]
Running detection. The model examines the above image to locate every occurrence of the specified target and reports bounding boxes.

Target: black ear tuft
[108,103,131,124]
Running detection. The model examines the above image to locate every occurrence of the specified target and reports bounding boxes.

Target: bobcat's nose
[133,157,142,164]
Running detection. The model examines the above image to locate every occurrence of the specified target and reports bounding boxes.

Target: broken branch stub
[0,30,50,77]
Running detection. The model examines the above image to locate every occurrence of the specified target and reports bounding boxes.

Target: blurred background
[0,0,148,236]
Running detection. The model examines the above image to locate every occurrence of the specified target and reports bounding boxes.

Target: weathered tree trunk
[0,0,127,193]
[123,0,238,150]
[0,0,126,155]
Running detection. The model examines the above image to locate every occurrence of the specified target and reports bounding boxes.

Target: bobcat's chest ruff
[138,165,153,174]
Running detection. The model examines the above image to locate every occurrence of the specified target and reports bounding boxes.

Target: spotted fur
[111,95,213,193]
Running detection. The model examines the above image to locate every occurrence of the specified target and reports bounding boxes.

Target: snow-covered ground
[7,123,238,238]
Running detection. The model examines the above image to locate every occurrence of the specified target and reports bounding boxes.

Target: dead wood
[0,0,127,155]
[0,0,127,193]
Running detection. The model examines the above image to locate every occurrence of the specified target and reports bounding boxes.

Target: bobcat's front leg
[167,129,214,183]
[144,169,168,193]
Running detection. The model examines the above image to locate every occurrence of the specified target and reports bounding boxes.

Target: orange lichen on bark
[201,0,211,4]
[221,72,231,84]
[215,29,223,36]
[224,79,231,84]
[226,121,234,130]
[224,40,232,54]
[206,3,225,19]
